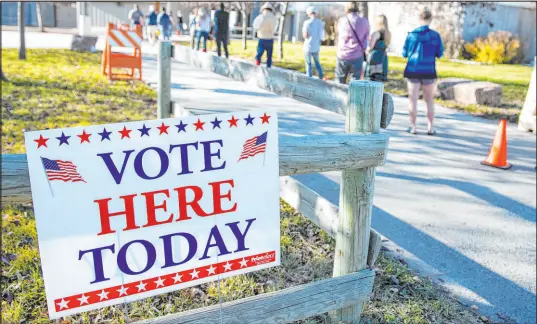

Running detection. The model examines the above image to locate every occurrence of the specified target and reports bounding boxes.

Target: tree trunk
[358,2,368,20]
[241,10,247,50]
[18,2,26,60]
[277,2,289,60]
[1,63,6,81]
[36,2,44,32]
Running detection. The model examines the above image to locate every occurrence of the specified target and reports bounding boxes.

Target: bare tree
[400,2,496,59]
[234,2,252,50]
[274,2,289,59]
[36,2,44,32]
[18,2,26,60]
[1,64,6,81]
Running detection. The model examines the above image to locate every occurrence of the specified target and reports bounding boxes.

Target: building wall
[369,2,421,54]
[369,2,536,61]
[88,2,153,30]
[55,3,77,28]
[1,2,56,27]
[462,3,536,62]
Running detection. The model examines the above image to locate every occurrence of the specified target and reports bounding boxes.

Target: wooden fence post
[518,56,536,133]
[157,41,172,119]
[333,80,383,322]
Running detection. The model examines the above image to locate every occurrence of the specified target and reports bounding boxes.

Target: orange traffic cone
[481,119,512,170]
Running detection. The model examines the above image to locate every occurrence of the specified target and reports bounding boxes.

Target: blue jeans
[336,56,364,84]
[159,26,171,40]
[256,39,274,68]
[196,31,209,50]
[305,52,324,79]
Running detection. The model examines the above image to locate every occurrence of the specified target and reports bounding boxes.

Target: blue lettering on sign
[97,139,227,184]
[80,218,257,284]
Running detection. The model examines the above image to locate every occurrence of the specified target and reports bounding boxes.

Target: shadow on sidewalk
[292,172,536,321]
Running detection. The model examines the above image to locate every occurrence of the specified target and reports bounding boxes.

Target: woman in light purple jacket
[335,2,370,84]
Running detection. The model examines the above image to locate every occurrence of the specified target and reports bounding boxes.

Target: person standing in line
[335,2,369,84]
[364,14,391,82]
[302,6,326,80]
[157,7,172,41]
[176,10,184,34]
[214,3,230,58]
[403,8,444,135]
[189,8,198,49]
[128,4,144,29]
[145,5,158,44]
[252,2,278,67]
[196,8,212,52]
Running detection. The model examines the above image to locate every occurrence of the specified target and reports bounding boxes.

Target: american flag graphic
[41,157,85,183]
[238,132,268,161]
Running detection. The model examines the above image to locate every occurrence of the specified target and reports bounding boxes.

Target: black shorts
[407,78,436,85]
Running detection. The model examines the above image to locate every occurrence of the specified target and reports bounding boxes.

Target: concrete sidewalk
[143,58,536,323]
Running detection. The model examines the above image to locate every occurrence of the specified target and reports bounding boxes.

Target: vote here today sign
[24,111,280,319]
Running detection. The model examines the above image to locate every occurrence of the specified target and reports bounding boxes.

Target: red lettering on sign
[209,180,237,215]
[141,189,174,228]
[175,185,209,220]
[95,194,139,236]
[95,179,238,235]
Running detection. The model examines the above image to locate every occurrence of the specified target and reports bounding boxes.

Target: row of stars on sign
[34,113,271,148]
[54,252,276,311]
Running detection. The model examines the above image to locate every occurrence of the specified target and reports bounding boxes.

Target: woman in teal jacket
[403,8,444,135]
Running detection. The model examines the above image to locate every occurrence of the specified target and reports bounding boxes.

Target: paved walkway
[3,30,535,322]
[143,58,536,323]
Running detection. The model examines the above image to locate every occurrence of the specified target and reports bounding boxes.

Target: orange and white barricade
[101,23,143,81]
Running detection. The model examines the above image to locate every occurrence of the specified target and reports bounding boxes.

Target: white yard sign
[24,111,280,319]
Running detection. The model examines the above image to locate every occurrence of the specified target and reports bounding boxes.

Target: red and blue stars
[33,113,272,149]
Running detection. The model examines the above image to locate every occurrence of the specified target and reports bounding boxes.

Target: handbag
[367,32,386,65]
[346,15,364,54]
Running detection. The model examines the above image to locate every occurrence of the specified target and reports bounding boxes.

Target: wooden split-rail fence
[0,42,394,324]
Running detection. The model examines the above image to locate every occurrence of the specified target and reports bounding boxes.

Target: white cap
[261,2,274,11]
[306,6,317,14]
[149,5,154,12]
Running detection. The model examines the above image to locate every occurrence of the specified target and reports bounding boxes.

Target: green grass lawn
[190,40,531,122]
[2,49,486,323]
[1,49,157,154]
[2,203,484,324]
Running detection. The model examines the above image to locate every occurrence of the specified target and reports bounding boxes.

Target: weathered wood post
[518,57,536,133]
[157,41,172,119]
[333,80,383,322]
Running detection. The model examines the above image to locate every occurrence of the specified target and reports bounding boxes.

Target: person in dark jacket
[157,7,173,41]
[402,8,444,135]
[214,3,230,58]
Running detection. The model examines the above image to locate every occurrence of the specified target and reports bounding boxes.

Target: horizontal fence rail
[171,45,394,130]
[1,134,388,205]
[135,270,375,324]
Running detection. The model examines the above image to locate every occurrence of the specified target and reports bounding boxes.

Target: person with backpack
[335,2,370,84]
[403,8,444,135]
[145,5,158,44]
[214,3,230,58]
[302,6,327,80]
[157,7,172,41]
[364,15,391,82]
